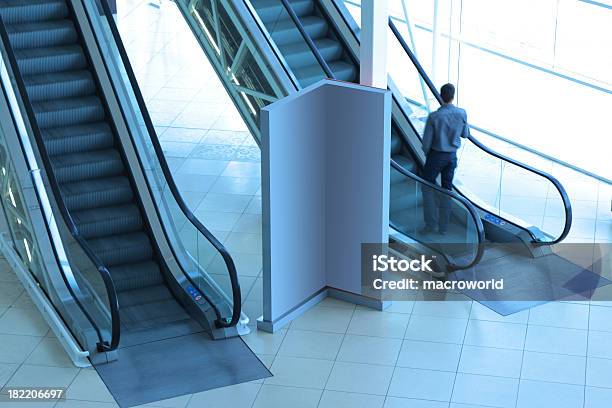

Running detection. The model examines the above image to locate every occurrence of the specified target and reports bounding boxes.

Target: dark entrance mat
[448,249,611,316]
[93,333,271,408]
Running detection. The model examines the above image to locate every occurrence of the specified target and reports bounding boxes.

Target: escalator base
[93,333,271,408]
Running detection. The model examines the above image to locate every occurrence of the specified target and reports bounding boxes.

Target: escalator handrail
[96,0,241,327]
[0,15,120,351]
[390,159,485,270]
[388,19,572,245]
[280,0,335,79]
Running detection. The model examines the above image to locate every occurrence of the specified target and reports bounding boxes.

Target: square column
[360,0,389,89]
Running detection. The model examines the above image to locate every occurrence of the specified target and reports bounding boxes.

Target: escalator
[0,0,249,366]
[178,0,573,273]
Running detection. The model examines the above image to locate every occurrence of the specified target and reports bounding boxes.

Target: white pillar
[360,0,389,89]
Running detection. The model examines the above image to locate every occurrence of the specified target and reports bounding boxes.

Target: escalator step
[268,16,328,46]
[294,60,357,87]
[6,19,77,50]
[25,70,96,102]
[60,176,134,211]
[117,285,190,330]
[109,261,164,293]
[51,149,124,184]
[42,122,114,156]
[33,95,105,129]
[280,38,343,70]
[252,0,313,25]
[0,0,69,25]
[72,203,144,240]
[15,45,87,76]
[87,232,154,267]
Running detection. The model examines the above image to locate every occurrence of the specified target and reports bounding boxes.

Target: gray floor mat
[93,333,271,408]
[449,250,611,315]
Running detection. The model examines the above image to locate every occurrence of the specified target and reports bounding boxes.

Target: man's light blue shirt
[422,104,470,154]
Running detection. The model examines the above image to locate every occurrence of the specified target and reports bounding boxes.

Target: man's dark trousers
[421,150,457,233]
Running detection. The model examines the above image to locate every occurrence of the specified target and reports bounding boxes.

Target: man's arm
[422,114,434,154]
[461,110,470,138]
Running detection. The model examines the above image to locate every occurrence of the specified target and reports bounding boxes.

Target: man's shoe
[438,230,447,236]
[418,226,435,235]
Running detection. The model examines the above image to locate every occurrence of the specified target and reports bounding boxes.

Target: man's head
[440,83,455,104]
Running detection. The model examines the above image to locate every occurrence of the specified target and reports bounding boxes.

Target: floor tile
[0,362,19,388]
[252,385,321,408]
[588,331,612,359]
[209,176,260,195]
[277,329,343,360]
[524,325,587,356]
[586,357,612,388]
[265,356,333,388]
[187,382,260,408]
[384,397,449,408]
[66,369,115,403]
[290,306,354,334]
[241,329,287,355]
[585,386,612,408]
[516,379,583,408]
[589,305,612,332]
[464,320,526,350]
[177,158,229,176]
[458,345,522,378]
[25,337,73,367]
[528,301,589,330]
[0,280,24,307]
[451,373,518,408]
[411,299,472,319]
[0,334,41,364]
[326,361,394,395]
[318,390,384,408]
[396,340,462,372]
[336,335,402,366]
[388,367,454,401]
[404,315,467,344]
[0,307,49,336]
[521,351,586,385]
[6,364,79,388]
[347,310,410,339]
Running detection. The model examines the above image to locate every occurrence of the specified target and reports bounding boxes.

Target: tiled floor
[0,0,611,407]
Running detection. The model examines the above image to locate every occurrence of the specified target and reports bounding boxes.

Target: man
[420,83,470,235]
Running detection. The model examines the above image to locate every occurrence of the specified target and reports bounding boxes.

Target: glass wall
[344,0,612,181]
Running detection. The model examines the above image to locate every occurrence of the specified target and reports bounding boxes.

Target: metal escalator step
[268,16,328,46]
[42,122,114,156]
[51,149,124,184]
[280,38,343,70]
[72,203,144,240]
[25,70,96,102]
[109,261,164,293]
[33,95,105,129]
[117,285,190,330]
[0,0,69,25]
[15,45,86,76]
[60,176,134,211]
[251,0,314,25]
[87,232,154,267]
[294,60,357,87]
[6,19,77,50]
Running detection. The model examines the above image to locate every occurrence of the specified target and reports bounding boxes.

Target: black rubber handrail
[279,0,335,79]
[388,18,572,245]
[0,15,120,352]
[96,0,241,327]
[390,159,485,271]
